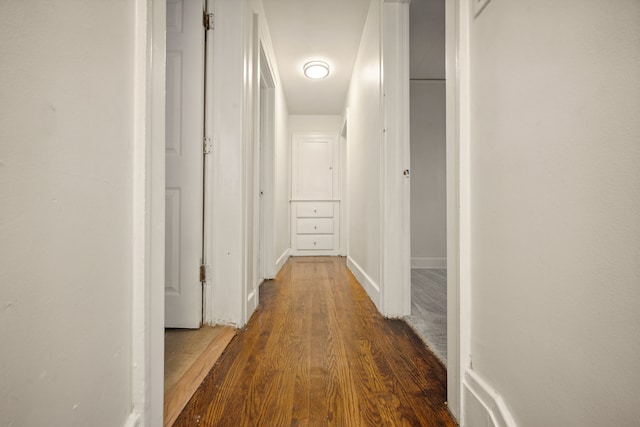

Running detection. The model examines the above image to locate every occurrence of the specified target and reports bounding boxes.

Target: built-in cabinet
[291,132,341,255]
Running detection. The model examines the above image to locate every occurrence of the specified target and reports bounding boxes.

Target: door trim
[380,1,411,318]
[445,0,471,419]
[202,0,215,324]
[258,44,276,280]
[132,0,165,425]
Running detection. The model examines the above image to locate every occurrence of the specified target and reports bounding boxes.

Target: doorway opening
[140,0,467,421]
[162,1,235,424]
[405,0,448,370]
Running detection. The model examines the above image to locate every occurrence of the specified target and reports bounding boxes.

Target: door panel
[292,134,335,200]
[165,0,204,328]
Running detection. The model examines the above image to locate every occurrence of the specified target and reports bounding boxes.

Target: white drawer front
[296,234,334,250]
[296,202,334,218]
[297,218,333,234]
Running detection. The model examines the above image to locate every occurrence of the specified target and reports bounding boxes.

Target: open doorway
[162,1,236,424]
[405,0,448,365]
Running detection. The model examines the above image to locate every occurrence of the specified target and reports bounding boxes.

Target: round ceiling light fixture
[303,61,330,79]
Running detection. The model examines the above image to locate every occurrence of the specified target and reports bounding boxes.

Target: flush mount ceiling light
[303,61,330,79]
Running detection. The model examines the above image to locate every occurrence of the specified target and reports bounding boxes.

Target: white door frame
[258,44,276,280]
[381,0,412,319]
[246,13,260,317]
[135,0,471,423]
[132,0,165,425]
[202,0,215,324]
[340,113,349,257]
[445,0,471,420]
[381,0,471,421]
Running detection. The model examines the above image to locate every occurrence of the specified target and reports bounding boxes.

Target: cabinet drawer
[296,202,334,218]
[297,218,333,234]
[296,234,334,250]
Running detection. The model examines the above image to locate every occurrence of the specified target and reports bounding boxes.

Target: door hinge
[203,137,213,154]
[203,12,214,31]
[200,264,210,282]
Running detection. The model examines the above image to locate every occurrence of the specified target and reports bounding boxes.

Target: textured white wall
[469,1,640,425]
[0,1,135,425]
[345,0,383,296]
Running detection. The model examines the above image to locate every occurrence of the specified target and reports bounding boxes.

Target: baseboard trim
[123,413,140,427]
[347,256,381,310]
[411,257,447,269]
[290,249,342,257]
[275,248,290,274]
[463,369,517,427]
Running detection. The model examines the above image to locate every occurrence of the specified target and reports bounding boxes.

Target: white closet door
[292,133,336,200]
[165,0,204,328]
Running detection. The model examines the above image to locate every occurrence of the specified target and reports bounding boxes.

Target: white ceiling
[262,0,371,115]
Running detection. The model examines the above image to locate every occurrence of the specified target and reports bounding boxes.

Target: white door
[292,133,336,200]
[165,0,205,328]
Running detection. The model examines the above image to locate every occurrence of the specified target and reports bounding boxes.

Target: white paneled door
[292,133,337,200]
[165,0,205,328]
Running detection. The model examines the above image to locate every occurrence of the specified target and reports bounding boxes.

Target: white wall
[289,115,343,134]
[409,0,446,268]
[410,81,447,267]
[466,1,640,425]
[344,0,384,307]
[0,1,136,425]
[409,0,445,80]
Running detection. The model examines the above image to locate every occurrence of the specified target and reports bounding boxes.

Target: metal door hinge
[200,264,210,282]
[203,12,214,31]
[203,137,213,154]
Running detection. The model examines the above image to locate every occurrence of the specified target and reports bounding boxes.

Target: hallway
[174,257,456,426]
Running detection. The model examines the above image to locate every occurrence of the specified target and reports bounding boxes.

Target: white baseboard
[123,413,140,427]
[463,369,517,427]
[347,256,381,310]
[411,257,447,269]
[246,287,257,320]
[275,248,290,275]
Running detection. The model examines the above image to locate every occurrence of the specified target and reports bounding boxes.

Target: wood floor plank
[163,326,236,427]
[173,257,457,426]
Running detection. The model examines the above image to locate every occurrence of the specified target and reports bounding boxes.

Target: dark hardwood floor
[174,257,456,426]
